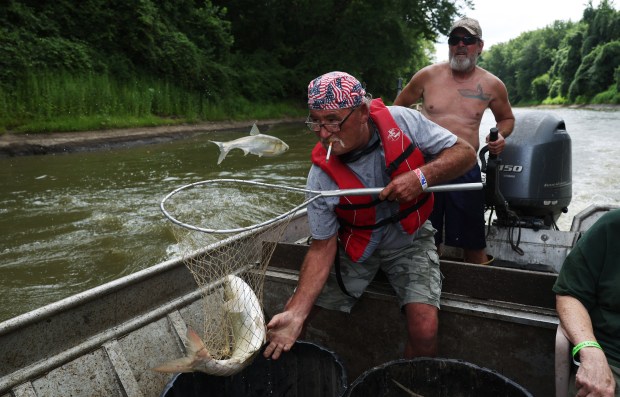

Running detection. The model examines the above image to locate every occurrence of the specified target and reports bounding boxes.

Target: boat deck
[1,206,616,397]
[265,241,558,397]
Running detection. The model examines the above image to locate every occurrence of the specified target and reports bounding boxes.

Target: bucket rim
[160,340,349,397]
[347,357,532,396]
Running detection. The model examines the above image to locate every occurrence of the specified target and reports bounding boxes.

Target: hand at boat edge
[263,311,305,360]
[575,348,616,397]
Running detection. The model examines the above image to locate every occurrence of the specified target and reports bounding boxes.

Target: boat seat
[555,324,571,397]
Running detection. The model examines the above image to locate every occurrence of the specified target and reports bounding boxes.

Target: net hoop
[160,178,483,234]
[160,179,316,234]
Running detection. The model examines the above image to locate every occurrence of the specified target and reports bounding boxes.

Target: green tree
[531,73,550,101]
[581,0,620,54]
[548,23,586,97]
[0,0,234,94]
[480,23,570,104]
[569,40,620,101]
[478,43,515,99]
[211,0,469,99]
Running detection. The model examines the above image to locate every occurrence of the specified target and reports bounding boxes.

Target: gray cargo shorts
[314,221,442,313]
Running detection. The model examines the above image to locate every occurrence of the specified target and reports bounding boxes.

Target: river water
[1,108,619,322]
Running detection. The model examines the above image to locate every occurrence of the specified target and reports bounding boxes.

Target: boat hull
[0,205,617,396]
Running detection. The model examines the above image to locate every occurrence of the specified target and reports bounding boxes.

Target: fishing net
[161,179,308,367]
[161,178,482,371]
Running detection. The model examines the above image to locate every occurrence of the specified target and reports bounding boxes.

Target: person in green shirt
[553,209,620,396]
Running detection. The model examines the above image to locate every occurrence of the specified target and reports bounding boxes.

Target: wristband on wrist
[571,341,603,366]
[414,168,428,191]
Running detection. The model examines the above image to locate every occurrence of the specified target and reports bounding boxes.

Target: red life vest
[311,98,434,262]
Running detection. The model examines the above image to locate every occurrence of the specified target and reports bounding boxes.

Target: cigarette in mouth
[326,141,333,162]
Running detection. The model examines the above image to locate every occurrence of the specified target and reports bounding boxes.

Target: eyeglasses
[305,107,358,133]
[448,35,479,46]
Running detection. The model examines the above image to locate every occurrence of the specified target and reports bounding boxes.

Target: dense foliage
[0,0,616,132]
[0,1,465,121]
[0,1,235,94]
[478,0,620,105]
[211,0,466,100]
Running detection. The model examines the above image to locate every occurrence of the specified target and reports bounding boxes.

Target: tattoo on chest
[458,84,490,101]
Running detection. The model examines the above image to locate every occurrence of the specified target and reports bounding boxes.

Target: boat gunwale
[0,212,306,336]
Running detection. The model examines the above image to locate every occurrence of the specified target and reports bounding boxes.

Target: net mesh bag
[162,180,307,370]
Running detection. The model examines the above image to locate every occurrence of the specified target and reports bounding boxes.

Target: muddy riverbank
[2,103,617,156]
[0,118,304,157]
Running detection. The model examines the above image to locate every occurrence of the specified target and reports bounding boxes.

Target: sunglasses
[448,35,479,46]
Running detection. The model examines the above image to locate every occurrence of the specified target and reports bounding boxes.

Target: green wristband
[571,341,603,366]
[572,341,602,357]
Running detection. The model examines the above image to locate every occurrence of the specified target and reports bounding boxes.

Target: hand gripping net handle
[160,178,482,234]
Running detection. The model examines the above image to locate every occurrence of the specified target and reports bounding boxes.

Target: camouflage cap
[307,71,366,110]
[449,17,482,38]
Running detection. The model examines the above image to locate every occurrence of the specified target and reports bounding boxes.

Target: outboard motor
[482,111,572,230]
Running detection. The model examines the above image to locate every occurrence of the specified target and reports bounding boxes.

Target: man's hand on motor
[486,133,506,155]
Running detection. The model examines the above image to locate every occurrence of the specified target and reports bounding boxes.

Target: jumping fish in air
[210,123,289,165]
[153,275,266,376]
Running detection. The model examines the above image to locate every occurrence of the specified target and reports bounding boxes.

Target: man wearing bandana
[264,71,476,360]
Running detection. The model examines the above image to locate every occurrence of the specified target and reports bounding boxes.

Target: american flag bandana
[307,71,366,110]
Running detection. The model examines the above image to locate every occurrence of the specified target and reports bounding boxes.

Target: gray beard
[449,53,477,72]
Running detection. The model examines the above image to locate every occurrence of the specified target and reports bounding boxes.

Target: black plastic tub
[160,340,347,397]
[346,358,532,397]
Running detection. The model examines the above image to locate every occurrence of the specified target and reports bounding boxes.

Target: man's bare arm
[264,236,337,359]
[284,236,337,316]
[556,294,616,397]
[394,70,427,107]
[486,79,515,154]
[421,137,477,186]
[380,138,477,202]
[489,79,515,139]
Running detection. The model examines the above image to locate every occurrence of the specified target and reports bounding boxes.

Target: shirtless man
[394,17,515,264]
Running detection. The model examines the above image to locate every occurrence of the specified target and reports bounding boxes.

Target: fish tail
[151,356,196,373]
[209,141,229,165]
[151,327,212,373]
[185,327,208,356]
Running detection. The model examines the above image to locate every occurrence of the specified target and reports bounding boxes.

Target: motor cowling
[487,111,572,228]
